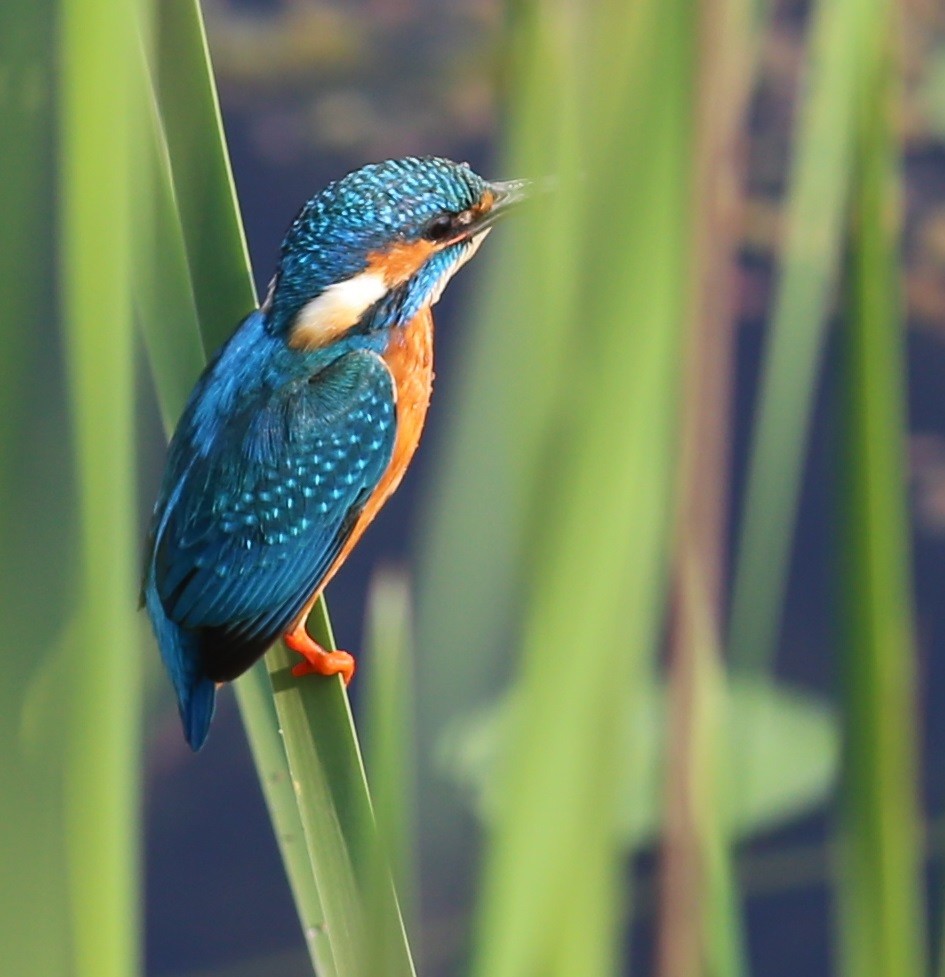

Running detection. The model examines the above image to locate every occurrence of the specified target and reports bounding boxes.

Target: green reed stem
[836,5,926,974]
[59,0,142,972]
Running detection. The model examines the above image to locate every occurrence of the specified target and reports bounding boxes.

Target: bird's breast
[379,304,435,499]
[292,306,434,627]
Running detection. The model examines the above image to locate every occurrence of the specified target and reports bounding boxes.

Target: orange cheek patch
[476,189,496,215]
[368,239,437,288]
[366,190,496,289]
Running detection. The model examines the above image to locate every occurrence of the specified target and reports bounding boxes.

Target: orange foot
[283,622,356,685]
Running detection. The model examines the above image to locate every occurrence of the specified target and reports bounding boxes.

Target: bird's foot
[283,624,356,685]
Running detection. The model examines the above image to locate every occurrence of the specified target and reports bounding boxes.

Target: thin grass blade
[154,0,254,351]
[136,68,339,977]
[362,569,419,954]
[135,71,205,422]
[836,6,926,974]
[147,16,317,866]
[727,0,886,675]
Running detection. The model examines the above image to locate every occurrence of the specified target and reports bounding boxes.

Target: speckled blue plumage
[143,157,491,749]
[144,312,397,747]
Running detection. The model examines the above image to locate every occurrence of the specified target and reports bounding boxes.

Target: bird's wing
[152,348,396,642]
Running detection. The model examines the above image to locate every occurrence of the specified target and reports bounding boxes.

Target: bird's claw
[284,627,356,685]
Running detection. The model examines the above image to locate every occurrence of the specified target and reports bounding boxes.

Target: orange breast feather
[290,307,434,630]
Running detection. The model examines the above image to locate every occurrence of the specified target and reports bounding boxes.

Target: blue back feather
[143,312,397,749]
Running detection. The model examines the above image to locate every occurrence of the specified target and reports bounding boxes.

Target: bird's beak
[464,178,533,236]
[490,178,532,210]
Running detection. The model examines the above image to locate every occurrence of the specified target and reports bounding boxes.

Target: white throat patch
[427,229,491,308]
[289,229,491,348]
[289,269,388,349]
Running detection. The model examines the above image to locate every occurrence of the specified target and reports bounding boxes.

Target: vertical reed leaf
[135,76,206,427]
[657,0,753,969]
[142,15,332,962]
[146,19,312,860]
[468,2,694,975]
[664,579,746,977]
[268,635,416,977]
[363,573,418,923]
[60,0,142,973]
[0,3,71,974]
[413,0,585,885]
[362,571,419,975]
[836,4,926,975]
[728,0,883,675]
[145,5,341,968]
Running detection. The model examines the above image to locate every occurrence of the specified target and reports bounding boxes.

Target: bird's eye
[422,214,455,241]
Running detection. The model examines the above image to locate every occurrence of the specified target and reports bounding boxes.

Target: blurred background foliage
[1,0,945,976]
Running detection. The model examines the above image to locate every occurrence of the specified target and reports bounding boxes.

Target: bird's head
[264,156,528,349]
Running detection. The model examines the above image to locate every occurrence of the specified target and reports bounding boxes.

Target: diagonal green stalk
[154,0,254,352]
[140,3,416,974]
[836,4,926,975]
[135,71,206,428]
[237,661,339,976]
[143,5,342,967]
[59,0,142,973]
[135,31,336,976]
[268,630,416,977]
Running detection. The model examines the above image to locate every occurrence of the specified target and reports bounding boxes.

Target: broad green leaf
[440,679,839,846]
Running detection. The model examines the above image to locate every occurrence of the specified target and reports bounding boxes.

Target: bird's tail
[143,578,216,751]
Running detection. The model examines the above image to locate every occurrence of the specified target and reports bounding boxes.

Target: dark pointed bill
[465,178,533,236]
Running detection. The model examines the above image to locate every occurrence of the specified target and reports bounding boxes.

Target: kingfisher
[143,156,526,750]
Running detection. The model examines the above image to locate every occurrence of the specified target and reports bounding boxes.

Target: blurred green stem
[471,3,694,976]
[837,4,926,975]
[656,0,752,971]
[60,0,142,972]
[727,0,882,675]
[362,571,419,975]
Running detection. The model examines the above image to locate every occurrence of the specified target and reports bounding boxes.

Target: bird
[142,156,527,750]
